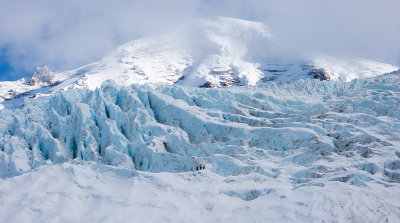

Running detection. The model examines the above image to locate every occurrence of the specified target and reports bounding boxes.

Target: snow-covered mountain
[0,17,398,109]
[1,17,400,222]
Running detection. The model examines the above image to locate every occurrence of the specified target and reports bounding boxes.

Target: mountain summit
[0,17,398,109]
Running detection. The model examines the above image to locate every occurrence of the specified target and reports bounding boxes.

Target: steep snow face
[0,71,399,221]
[87,16,271,88]
[0,17,398,109]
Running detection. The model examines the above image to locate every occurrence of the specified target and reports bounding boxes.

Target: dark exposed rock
[261,76,278,82]
[265,69,286,73]
[199,81,218,88]
[48,81,62,87]
[308,68,330,81]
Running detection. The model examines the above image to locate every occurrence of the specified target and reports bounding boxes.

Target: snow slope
[0,70,399,222]
[0,17,398,109]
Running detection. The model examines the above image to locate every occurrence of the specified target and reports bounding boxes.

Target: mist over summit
[0,17,397,109]
[0,0,399,80]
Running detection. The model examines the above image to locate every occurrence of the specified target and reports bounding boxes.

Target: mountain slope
[0,17,398,109]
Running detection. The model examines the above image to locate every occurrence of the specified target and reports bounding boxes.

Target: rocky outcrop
[199,68,241,88]
[29,66,55,86]
[199,81,218,88]
[308,68,331,81]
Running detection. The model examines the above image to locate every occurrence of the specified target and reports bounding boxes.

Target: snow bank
[1,163,399,222]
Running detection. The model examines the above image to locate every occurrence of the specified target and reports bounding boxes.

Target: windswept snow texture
[0,71,400,222]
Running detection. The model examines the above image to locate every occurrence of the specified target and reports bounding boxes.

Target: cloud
[262,0,400,65]
[0,0,399,80]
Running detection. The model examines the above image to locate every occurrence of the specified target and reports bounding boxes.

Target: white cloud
[0,0,399,80]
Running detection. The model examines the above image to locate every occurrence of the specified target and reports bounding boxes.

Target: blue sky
[0,0,399,81]
[0,54,12,81]
[0,46,31,81]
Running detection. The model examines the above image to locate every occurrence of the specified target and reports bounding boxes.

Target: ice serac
[0,70,399,186]
[0,70,399,222]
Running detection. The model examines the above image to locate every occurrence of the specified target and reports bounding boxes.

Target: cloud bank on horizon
[0,0,399,80]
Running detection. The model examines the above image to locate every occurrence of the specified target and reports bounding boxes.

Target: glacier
[0,70,399,222]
